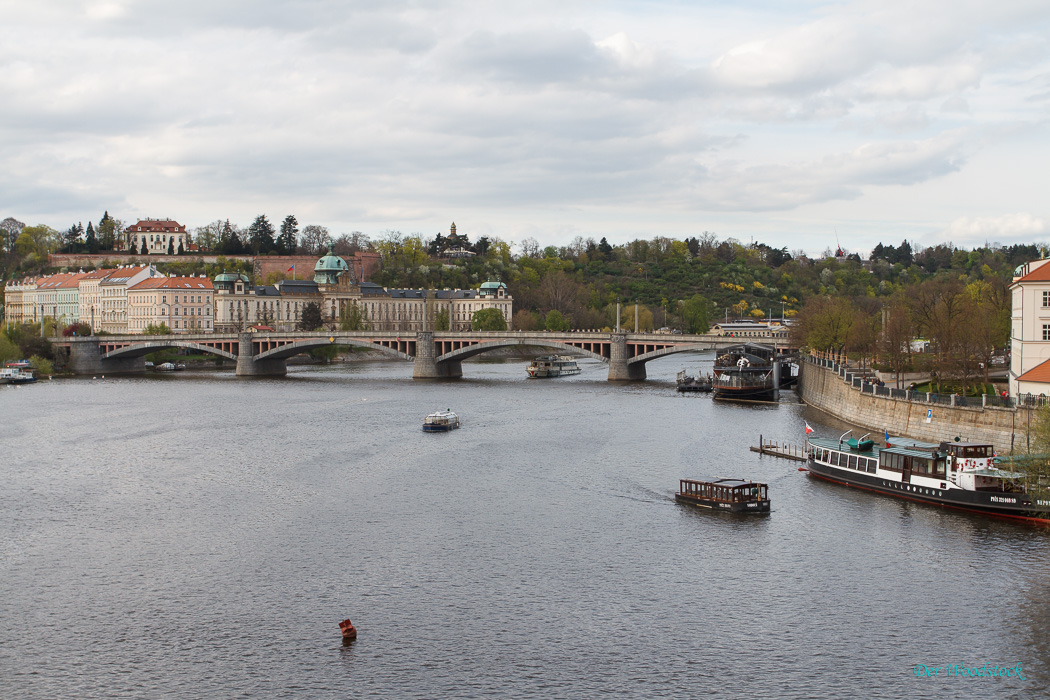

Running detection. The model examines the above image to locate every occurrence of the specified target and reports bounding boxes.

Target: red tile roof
[1015,260,1050,283]
[128,219,185,232]
[1017,358,1050,384]
[130,276,214,291]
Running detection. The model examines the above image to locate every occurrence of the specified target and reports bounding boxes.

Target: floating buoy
[798,467,808,472]
[339,618,357,640]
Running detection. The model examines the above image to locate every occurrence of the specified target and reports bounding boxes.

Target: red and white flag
[804,421,814,435]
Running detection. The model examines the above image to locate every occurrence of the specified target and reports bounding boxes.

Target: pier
[750,436,809,462]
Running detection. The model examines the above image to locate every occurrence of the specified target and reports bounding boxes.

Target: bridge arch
[255,338,413,362]
[103,341,237,361]
[626,343,722,365]
[436,338,607,364]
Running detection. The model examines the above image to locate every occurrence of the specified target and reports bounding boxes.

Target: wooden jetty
[751,435,808,462]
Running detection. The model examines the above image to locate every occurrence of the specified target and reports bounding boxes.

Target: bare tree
[300,225,331,255]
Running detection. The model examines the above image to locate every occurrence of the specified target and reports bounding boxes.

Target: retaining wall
[799,359,1033,454]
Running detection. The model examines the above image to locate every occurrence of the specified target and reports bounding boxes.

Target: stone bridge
[54,330,798,380]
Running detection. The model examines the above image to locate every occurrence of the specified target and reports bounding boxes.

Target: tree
[680,294,711,334]
[247,214,276,254]
[339,301,370,331]
[15,225,61,261]
[193,220,222,251]
[144,323,171,334]
[300,225,331,255]
[97,212,120,250]
[544,309,571,331]
[85,221,98,253]
[434,308,450,331]
[63,222,84,252]
[177,238,185,255]
[298,302,323,331]
[1,216,25,253]
[167,237,175,255]
[140,238,148,255]
[278,215,298,255]
[472,307,508,331]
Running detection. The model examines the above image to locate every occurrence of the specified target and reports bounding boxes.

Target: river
[2,355,1048,698]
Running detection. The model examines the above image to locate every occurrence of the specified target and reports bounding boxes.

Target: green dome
[213,272,250,291]
[314,246,350,285]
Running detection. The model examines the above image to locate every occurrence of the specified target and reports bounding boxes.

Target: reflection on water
[1,354,1048,698]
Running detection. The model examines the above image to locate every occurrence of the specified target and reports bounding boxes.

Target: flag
[287,265,294,272]
[804,421,814,435]
[884,429,890,446]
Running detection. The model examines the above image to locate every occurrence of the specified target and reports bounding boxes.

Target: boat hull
[711,383,776,401]
[674,493,770,513]
[422,424,458,432]
[807,459,1050,523]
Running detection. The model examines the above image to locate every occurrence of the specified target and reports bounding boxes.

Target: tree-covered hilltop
[368,230,1043,332]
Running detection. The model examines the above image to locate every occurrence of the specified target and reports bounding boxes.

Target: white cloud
[941,213,1049,245]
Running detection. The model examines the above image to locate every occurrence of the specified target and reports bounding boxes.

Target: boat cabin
[675,478,770,512]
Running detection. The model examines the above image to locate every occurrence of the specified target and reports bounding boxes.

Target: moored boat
[527,355,581,378]
[712,343,777,401]
[676,369,713,392]
[154,362,176,372]
[807,431,1050,524]
[423,409,460,432]
[675,478,770,513]
[0,366,37,385]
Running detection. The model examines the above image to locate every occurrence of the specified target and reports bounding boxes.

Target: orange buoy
[339,618,357,640]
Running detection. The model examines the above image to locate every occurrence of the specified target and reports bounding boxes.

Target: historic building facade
[1010,259,1050,396]
[123,218,189,254]
[127,275,215,333]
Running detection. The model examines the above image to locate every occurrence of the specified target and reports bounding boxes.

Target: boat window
[867,458,876,473]
[848,455,857,470]
[830,452,839,466]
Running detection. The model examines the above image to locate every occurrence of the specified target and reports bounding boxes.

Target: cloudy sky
[2,0,1049,255]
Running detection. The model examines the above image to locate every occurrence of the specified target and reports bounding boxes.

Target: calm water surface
[2,355,1049,698]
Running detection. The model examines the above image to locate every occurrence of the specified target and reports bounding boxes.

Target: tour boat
[712,343,778,401]
[0,366,37,385]
[423,409,460,432]
[526,355,581,378]
[675,478,771,513]
[154,362,177,371]
[807,432,1050,524]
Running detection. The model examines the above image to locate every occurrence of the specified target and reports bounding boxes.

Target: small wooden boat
[339,619,357,639]
[675,478,770,513]
[423,409,460,432]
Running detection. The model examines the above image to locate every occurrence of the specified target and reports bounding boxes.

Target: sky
[2,0,1049,256]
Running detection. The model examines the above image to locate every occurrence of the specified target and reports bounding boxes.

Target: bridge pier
[413,331,463,379]
[236,333,287,376]
[608,333,646,381]
[65,337,146,375]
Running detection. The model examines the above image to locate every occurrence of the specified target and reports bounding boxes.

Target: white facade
[1009,258,1050,396]
[99,266,164,333]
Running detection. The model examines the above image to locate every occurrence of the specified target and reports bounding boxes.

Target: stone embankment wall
[799,358,1032,454]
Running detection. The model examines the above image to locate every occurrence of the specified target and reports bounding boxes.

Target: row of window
[816,448,877,474]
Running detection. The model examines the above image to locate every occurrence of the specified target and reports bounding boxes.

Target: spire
[450,222,456,236]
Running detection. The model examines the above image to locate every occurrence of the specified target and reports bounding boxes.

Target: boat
[675,478,770,513]
[806,431,1050,524]
[676,369,713,392]
[339,618,357,640]
[174,362,187,371]
[423,409,460,432]
[712,343,779,401]
[154,362,176,371]
[0,366,37,385]
[527,355,581,378]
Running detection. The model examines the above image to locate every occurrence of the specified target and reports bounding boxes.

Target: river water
[2,355,1049,698]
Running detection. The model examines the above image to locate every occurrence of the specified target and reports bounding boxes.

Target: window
[1043,324,1050,341]
[1044,291,1050,308]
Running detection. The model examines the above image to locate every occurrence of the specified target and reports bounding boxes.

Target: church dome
[314,246,350,285]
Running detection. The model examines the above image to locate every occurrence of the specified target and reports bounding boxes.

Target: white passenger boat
[526,355,581,378]
[0,366,37,385]
[807,431,1050,523]
[423,410,460,432]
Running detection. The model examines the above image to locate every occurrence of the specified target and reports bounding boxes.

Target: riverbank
[799,357,1032,454]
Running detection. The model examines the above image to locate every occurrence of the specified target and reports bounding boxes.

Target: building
[2,277,39,324]
[124,218,189,254]
[127,275,215,334]
[99,266,164,333]
[212,249,513,332]
[1010,259,1050,396]
[78,268,118,332]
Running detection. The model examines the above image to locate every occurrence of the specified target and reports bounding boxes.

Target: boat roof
[681,477,766,488]
[809,436,938,459]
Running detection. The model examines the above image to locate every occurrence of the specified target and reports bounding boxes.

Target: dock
[751,436,808,462]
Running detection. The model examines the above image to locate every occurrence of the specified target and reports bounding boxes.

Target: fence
[807,355,1016,410]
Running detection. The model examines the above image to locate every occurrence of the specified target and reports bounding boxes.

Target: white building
[99,266,164,333]
[1009,259,1050,396]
